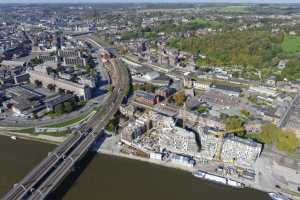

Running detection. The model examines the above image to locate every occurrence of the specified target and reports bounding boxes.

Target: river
[0,136,269,200]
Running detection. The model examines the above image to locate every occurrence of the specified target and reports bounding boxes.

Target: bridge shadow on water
[46,132,109,200]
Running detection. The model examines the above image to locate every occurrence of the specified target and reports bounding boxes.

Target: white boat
[268,192,290,200]
[193,170,244,189]
[10,136,17,140]
[205,173,227,185]
[227,179,244,188]
[193,170,206,178]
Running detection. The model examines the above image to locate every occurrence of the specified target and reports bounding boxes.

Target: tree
[85,65,92,74]
[196,105,208,114]
[168,30,283,73]
[281,59,300,81]
[143,83,155,93]
[58,88,65,94]
[54,104,65,115]
[250,123,300,153]
[173,91,186,106]
[168,78,174,86]
[224,116,245,136]
[107,85,114,93]
[33,113,38,119]
[276,130,300,153]
[47,84,56,91]
[89,68,96,76]
[240,109,251,118]
[49,51,56,56]
[121,31,139,40]
[78,100,87,107]
[257,123,279,144]
[34,80,42,87]
[126,82,134,97]
[64,102,73,113]
[30,58,43,65]
[105,114,120,133]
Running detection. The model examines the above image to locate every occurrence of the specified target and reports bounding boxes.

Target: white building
[28,67,92,100]
[197,127,223,160]
[193,80,211,90]
[221,135,262,167]
[170,154,195,167]
[144,71,160,81]
[120,119,146,146]
[159,122,199,157]
[249,86,278,97]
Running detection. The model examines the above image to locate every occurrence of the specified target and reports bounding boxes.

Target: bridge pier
[19,184,26,191]
[69,156,75,164]
[48,152,59,159]
[36,189,45,199]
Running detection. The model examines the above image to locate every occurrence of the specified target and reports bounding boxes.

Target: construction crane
[211,128,246,138]
[179,107,245,163]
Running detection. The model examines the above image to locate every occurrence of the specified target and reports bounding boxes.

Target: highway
[2,37,129,200]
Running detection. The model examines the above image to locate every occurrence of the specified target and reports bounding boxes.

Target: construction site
[119,111,262,171]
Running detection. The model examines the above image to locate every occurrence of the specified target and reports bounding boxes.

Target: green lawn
[211,79,249,89]
[190,18,222,28]
[45,110,95,128]
[12,128,69,137]
[203,5,250,13]
[220,6,250,13]
[17,128,36,134]
[39,131,69,137]
[282,34,300,54]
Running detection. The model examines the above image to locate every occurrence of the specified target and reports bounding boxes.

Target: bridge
[2,39,130,200]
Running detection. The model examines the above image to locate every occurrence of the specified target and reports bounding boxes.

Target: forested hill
[169,30,285,69]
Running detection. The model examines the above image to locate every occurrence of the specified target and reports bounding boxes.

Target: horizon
[0,0,299,4]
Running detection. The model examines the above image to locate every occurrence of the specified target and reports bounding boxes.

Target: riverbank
[1,131,297,200]
[0,135,268,200]
[0,131,64,145]
[97,148,300,200]
[95,135,299,200]
[98,148,195,173]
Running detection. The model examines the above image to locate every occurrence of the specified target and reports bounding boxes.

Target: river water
[0,136,269,200]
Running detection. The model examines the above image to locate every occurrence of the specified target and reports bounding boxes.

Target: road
[0,95,107,128]
[278,94,300,128]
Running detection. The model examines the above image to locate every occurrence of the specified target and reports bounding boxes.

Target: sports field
[282,34,300,54]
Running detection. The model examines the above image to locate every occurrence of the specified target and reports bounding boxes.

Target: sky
[0,0,299,3]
